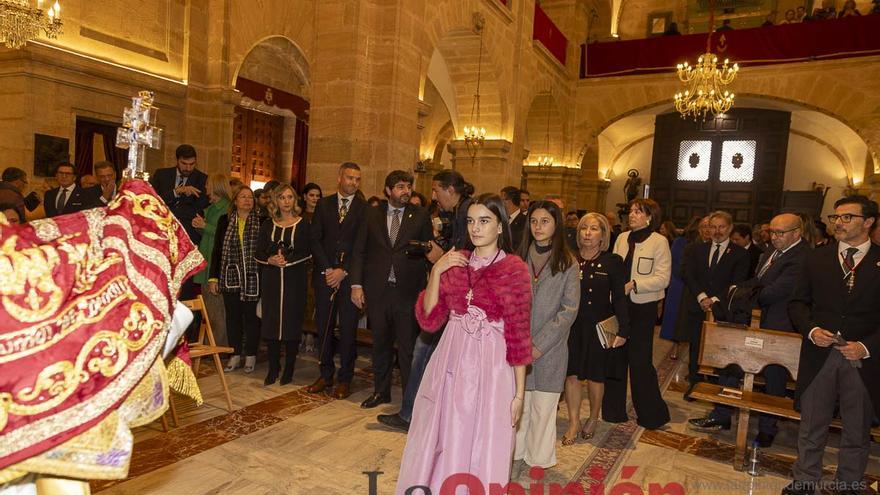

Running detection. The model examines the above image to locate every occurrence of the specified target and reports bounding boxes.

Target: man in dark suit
[43,163,100,217]
[782,196,880,495]
[307,162,367,400]
[501,186,526,249]
[91,161,118,206]
[350,170,434,408]
[689,213,807,444]
[149,144,209,244]
[730,223,764,277]
[683,211,751,391]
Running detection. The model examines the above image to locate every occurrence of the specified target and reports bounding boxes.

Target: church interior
[2,0,880,493]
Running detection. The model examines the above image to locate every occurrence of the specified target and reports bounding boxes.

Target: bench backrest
[699,321,802,379]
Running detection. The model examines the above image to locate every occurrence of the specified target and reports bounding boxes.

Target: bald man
[689,213,807,447]
[698,215,712,243]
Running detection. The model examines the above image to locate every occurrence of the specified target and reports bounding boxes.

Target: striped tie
[388,209,401,282]
[339,198,349,223]
[757,250,779,279]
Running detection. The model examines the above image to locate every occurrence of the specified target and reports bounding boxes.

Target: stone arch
[232,36,311,98]
[524,93,567,166]
[418,1,511,139]
[594,94,871,214]
[576,62,880,178]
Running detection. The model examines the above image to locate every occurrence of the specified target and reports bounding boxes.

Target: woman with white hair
[562,213,630,444]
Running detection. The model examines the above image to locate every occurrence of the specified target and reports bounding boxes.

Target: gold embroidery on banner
[0,303,161,433]
[0,186,182,461]
[0,277,135,364]
[29,219,62,242]
[116,190,180,264]
[0,236,65,323]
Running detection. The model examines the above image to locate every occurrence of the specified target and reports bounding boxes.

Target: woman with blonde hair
[562,213,630,444]
[192,173,233,286]
[256,185,312,385]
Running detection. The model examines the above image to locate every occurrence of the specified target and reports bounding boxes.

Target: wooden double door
[231,106,283,185]
[648,109,791,226]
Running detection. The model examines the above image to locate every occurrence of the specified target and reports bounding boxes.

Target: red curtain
[74,118,127,177]
[291,118,309,191]
[533,3,568,65]
[583,14,880,77]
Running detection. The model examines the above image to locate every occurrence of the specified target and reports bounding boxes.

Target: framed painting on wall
[34,134,70,177]
[647,12,673,36]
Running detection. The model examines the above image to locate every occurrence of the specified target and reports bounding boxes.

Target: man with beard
[307,162,368,399]
[783,196,880,495]
[377,169,471,431]
[150,144,209,244]
[350,170,435,408]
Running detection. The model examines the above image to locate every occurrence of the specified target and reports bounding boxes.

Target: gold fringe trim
[165,357,203,406]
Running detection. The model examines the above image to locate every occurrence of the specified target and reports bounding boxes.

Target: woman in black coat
[256,184,312,385]
[209,186,262,373]
[563,212,630,444]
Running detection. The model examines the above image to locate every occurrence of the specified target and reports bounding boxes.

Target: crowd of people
[2,145,879,495]
[656,0,877,36]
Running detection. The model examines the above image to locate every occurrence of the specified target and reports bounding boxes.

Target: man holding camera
[350,170,436,408]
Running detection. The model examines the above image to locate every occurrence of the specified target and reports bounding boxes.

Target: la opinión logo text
[363,466,686,494]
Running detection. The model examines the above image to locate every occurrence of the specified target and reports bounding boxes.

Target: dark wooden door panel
[231,106,282,185]
[649,109,791,227]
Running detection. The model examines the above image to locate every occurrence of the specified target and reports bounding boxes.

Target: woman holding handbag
[562,212,630,444]
[605,198,671,429]
[256,184,311,385]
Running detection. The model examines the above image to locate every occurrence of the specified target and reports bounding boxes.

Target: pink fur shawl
[415,251,533,366]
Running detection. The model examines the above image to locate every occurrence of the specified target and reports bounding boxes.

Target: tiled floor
[93,335,880,495]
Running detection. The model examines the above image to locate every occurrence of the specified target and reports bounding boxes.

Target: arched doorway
[232,36,310,189]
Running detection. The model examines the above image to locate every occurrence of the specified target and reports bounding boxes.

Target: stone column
[447,139,518,194]
[577,176,611,213]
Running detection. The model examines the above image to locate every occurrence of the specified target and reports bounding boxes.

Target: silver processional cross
[116,90,163,181]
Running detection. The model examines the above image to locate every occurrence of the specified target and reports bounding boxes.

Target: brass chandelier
[463,13,487,160]
[673,0,738,120]
[0,0,62,50]
[535,93,553,167]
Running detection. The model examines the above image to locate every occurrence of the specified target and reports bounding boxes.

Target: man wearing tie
[91,161,118,205]
[307,162,367,400]
[683,211,751,395]
[501,186,525,249]
[149,144,209,244]
[689,213,806,445]
[43,163,100,217]
[783,196,880,495]
[350,170,435,408]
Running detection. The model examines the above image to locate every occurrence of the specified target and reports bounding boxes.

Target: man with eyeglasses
[689,213,807,447]
[783,195,880,495]
[43,163,100,218]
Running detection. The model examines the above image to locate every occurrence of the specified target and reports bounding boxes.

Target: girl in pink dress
[396,193,533,495]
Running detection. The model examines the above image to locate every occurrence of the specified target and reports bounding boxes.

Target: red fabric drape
[291,118,309,191]
[74,119,127,177]
[583,14,880,77]
[534,3,568,65]
[73,129,93,177]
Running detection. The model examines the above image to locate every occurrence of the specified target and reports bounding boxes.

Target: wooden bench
[688,321,880,470]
